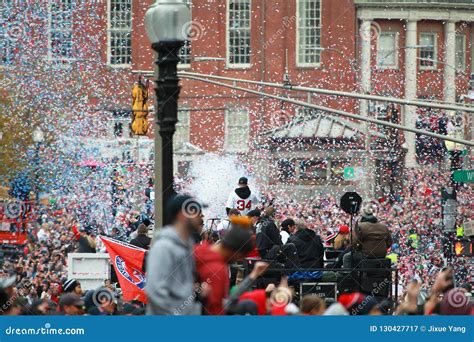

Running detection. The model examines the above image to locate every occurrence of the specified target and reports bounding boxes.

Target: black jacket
[77,236,96,253]
[256,216,281,258]
[288,228,324,268]
[130,234,151,250]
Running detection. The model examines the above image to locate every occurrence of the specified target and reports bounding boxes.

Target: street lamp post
[145,0,191,227]
[443,125,465,263]
[32,127,44,205]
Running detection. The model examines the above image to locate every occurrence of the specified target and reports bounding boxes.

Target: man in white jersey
[225,177,258,216]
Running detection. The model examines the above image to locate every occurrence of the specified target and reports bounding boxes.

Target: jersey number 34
[236,200,251,210]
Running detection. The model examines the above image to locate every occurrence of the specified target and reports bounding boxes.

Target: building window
[179,0,192,67]
[278,158,295,181]
[174,109,190,149]
[177,161,192,179]
[330,159,349,182]
[377,32,398,69]
[296,0,321,67]
[224,108,249,152]
[179,40,192,66]
[108,0,132,66]
[227,0,251,67]
[114,121,123,137]
[455,34,466,72]
[49,0,74,61]
[112,110,132,138]
[299,159,327,183]
[419,33,437,70]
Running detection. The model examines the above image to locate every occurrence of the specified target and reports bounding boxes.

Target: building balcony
[355,0,474,20]
[354,0,474,8]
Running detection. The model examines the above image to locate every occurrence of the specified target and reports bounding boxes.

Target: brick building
[2,0,473,194]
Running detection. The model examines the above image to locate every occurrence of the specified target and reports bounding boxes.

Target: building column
[360,20,372,97]
[404,20,418,168]
[471,22,474,75]
[360,20,372,197]
[444,21,457,116]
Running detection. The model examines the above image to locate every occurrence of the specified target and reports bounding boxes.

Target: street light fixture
[32,127,44,205]
[32,127,45,143]
[145,0,191,227]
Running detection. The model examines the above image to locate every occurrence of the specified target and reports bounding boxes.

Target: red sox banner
[100,236,147,303]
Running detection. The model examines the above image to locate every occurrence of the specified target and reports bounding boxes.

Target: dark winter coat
[355,217,392,258]
[255,216,281,258]
[288,228,324,268]
[130,234,151,250]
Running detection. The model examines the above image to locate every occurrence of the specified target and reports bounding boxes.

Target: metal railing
[232,263,399,310]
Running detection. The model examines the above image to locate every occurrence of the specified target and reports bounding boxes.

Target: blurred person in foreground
[0,275,22,316]
[58,293,85,315]
[300,295,326,315]
[195,216,268,315]
[146,195,203,315]
[215,209,240,238]
[236,277,296,315]
[338,292,383,315]
[87,287,118,315]
[396,268,473,315]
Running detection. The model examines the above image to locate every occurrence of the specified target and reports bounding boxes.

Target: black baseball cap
[247,209,261,218]
[238,177,248,185]
[59,293,84,309]
[166,195,203,221]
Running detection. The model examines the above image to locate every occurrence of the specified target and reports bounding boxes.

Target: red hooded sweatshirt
[194,242,229,315]
[239,290,267,315]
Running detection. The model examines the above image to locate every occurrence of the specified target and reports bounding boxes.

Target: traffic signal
[131,77,149,136]
[441,187,457,232]
[454,240,473,257]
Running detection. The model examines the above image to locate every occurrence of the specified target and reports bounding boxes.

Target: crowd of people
[0,166,472,316]
[257,167,472,290]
